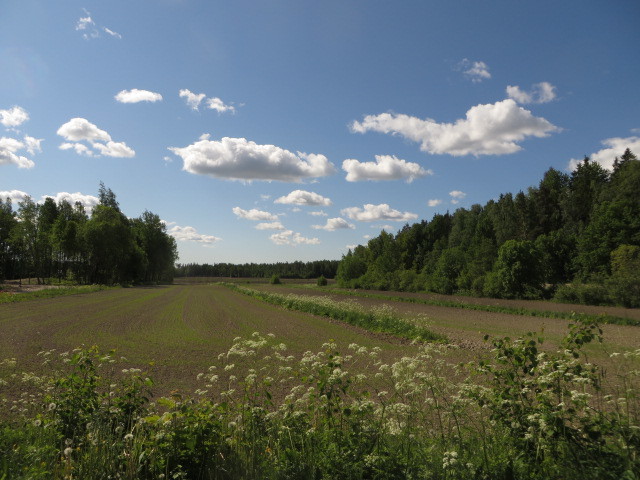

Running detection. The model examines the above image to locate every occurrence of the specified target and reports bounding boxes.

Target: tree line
[175,259,339,280]
[0,184,178,285]
[337,148,640,307]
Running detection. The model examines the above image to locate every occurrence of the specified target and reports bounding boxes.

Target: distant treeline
[337,149,640,307]
[0,184,177,285]
[175,259,339,279]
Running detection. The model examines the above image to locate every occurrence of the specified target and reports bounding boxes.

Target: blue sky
[2,0,639,264]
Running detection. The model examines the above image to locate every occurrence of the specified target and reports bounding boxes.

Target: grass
[0,284,108,304]
[282,284,640,327]
[219,282,447,343]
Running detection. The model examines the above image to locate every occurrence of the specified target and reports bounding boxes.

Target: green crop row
[219,282,447,343]
[0,285,107,304]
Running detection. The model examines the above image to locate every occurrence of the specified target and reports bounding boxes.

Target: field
[2,279,638,393]
[2,280,639,479]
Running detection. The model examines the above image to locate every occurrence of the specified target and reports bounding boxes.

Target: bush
[269,274,281,285]
[554,282,612,306]
[316,275,328,286]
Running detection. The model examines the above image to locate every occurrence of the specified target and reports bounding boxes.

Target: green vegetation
[270,274,281,285]
[0,183,177,285]
[317,275,328,286]
[174,259,339,280]
[221,283,446,342]
[337,149,640,307]
[1,322,638,479]
[0,285,107,304]
[285,284,640,327]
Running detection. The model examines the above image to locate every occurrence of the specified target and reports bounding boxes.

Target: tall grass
[220,282,447,343]
[289,284,640,327]
[0,321,638,479]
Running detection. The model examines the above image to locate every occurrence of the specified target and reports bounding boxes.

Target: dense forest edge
[0,183,177,285]
[335,149,640,308]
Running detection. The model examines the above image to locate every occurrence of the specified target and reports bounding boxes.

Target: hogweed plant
[0,322,638,479]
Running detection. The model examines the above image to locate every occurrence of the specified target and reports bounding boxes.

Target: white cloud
[351,99,559,157]
[0,106,29,128]
[75,12,94,31]
[232,207,278,222]
[341,203,418,222]
[312,217,355,231]
[342,154,432,182]
[179,89,236,113]
[0,137,36,168]
[458,58,491,83]
[23,135,43,155]
[567,135,640,171]
[57,118,110,143]
[92,141,135,158]
[260,194,271,201]
[168,225,221,245]
[372,224,395,232]
[75,10,120,40]
[506,82,557,104]
[0,190,30,204]
[270,230,320,246]
[274,189,332,206]
[255,221,285,230]
[170,136,335,182]
[57,118,135,158]
[60,142,93,156]
[115,89,163,104]
[449,190,466,205]
[179,89,206,110]
[41,192,99,211]
[427,199,442,207]
[103,27,122,39]
[309,210,328,217]
[206,97,235,113]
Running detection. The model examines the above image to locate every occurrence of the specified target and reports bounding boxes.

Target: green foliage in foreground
[220,282,447,343]
[289,284,640,327]
[0,285,107,304]
[1,322,639,479]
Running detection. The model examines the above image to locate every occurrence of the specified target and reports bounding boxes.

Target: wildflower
[124,433,134,442]
[64,447,73,457]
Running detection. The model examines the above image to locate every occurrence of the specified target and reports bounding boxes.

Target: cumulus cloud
[274,189,332,206]
[168,225,221,245]
[179,89,206,110]
[0,136,37,168]
[115,89,163,104]
[270,230,320,246]
[427,199,442,207]
[255,221,285,230]
[458,59,491,82]
[506,82,557,104]
[351,99,559,157]
[449,190,466,204]
[567,135,640,172]
[0,190,30,204]
[57,118,135,158]
[312,217,355,231]
[342,154,432,182]
[341,203,418,222]
[232,207,278,222]
[0,106,29,128]
[207,97,235,113]
[170,136,335,182]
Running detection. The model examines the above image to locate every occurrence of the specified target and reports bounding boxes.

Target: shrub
[269,274,281,285]
[316,275,328,286]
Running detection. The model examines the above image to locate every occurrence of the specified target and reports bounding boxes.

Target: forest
[337,149,640,307]
[174,260,339,280]
[0,183,177,285]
